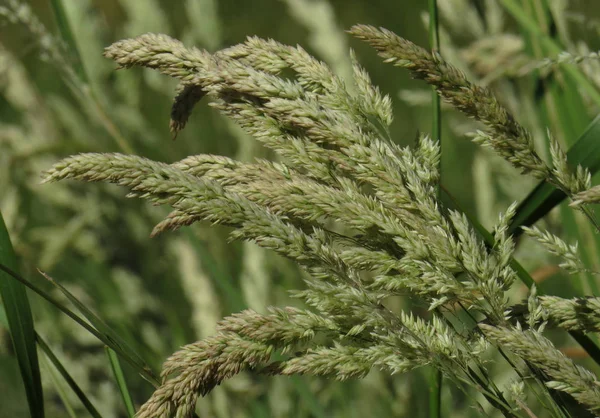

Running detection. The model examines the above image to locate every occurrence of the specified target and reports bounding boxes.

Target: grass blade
[39,353,78,418]
[509,114,600,236]
[47,0,134,154]
[37,334,103,418]
[47,0,88,84]
[105,347,136,418]
[0,264,110,344]
[0,212,44,417]
[39,271,155,380]
[0,263,159,386]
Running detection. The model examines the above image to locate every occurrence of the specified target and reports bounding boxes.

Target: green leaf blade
[37,334,103,418]
[106,347,136,418]
[48,0,88,84]
[510,115,600,236]
[40,271,160,386]
[0,212,44,417]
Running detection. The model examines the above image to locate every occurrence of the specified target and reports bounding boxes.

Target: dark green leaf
[509,115,600,236]
[0,212,44,417]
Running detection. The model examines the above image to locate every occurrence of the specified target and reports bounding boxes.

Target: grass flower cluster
[37,24,600,417]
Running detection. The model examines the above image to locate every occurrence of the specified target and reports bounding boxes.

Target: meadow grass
[2,1,600,417]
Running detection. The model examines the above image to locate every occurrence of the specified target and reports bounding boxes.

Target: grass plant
[2,1,600,417]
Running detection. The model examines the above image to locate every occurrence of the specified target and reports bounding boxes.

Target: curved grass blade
[37,334,103,418]
[39,270,160,387]
[48,0,88,84]
[0,264,206,418]
[509,114,600,236]
[0,262,159,386]
[105,347,135,418]
[0,264,109,344]
[47,0,133,154]
[40,353,77,418]
[0,212,44,417]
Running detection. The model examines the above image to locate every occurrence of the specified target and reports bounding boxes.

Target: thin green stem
[429,0,442,180]
[429,0,442,151]
[48,0,88,84]
[106,347,136,418]
[429,0,443,416]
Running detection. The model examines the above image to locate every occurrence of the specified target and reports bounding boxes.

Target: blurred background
[1,0,600,417]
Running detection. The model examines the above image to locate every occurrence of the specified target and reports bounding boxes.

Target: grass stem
[429,1,443,416]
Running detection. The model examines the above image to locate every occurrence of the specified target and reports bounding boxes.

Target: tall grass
[2,1,600,417]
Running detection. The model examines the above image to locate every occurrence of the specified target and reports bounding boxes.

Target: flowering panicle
[349,25,595,200]
[42,26,600,417]
[481,323,600,412]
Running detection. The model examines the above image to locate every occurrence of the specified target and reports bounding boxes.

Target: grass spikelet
[37,23,600,417]
[481,324,600,413]
[348,24,549,179]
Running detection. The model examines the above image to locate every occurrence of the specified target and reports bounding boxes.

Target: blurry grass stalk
[39,350,78,418]
[106,347,136,418]
[500,0,600,107]
[45,0,134,153]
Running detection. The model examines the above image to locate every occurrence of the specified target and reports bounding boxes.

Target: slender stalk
[106,347,136,418]
[48,0,88,84]
[428,1,443,417]
[429,0,441,153]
